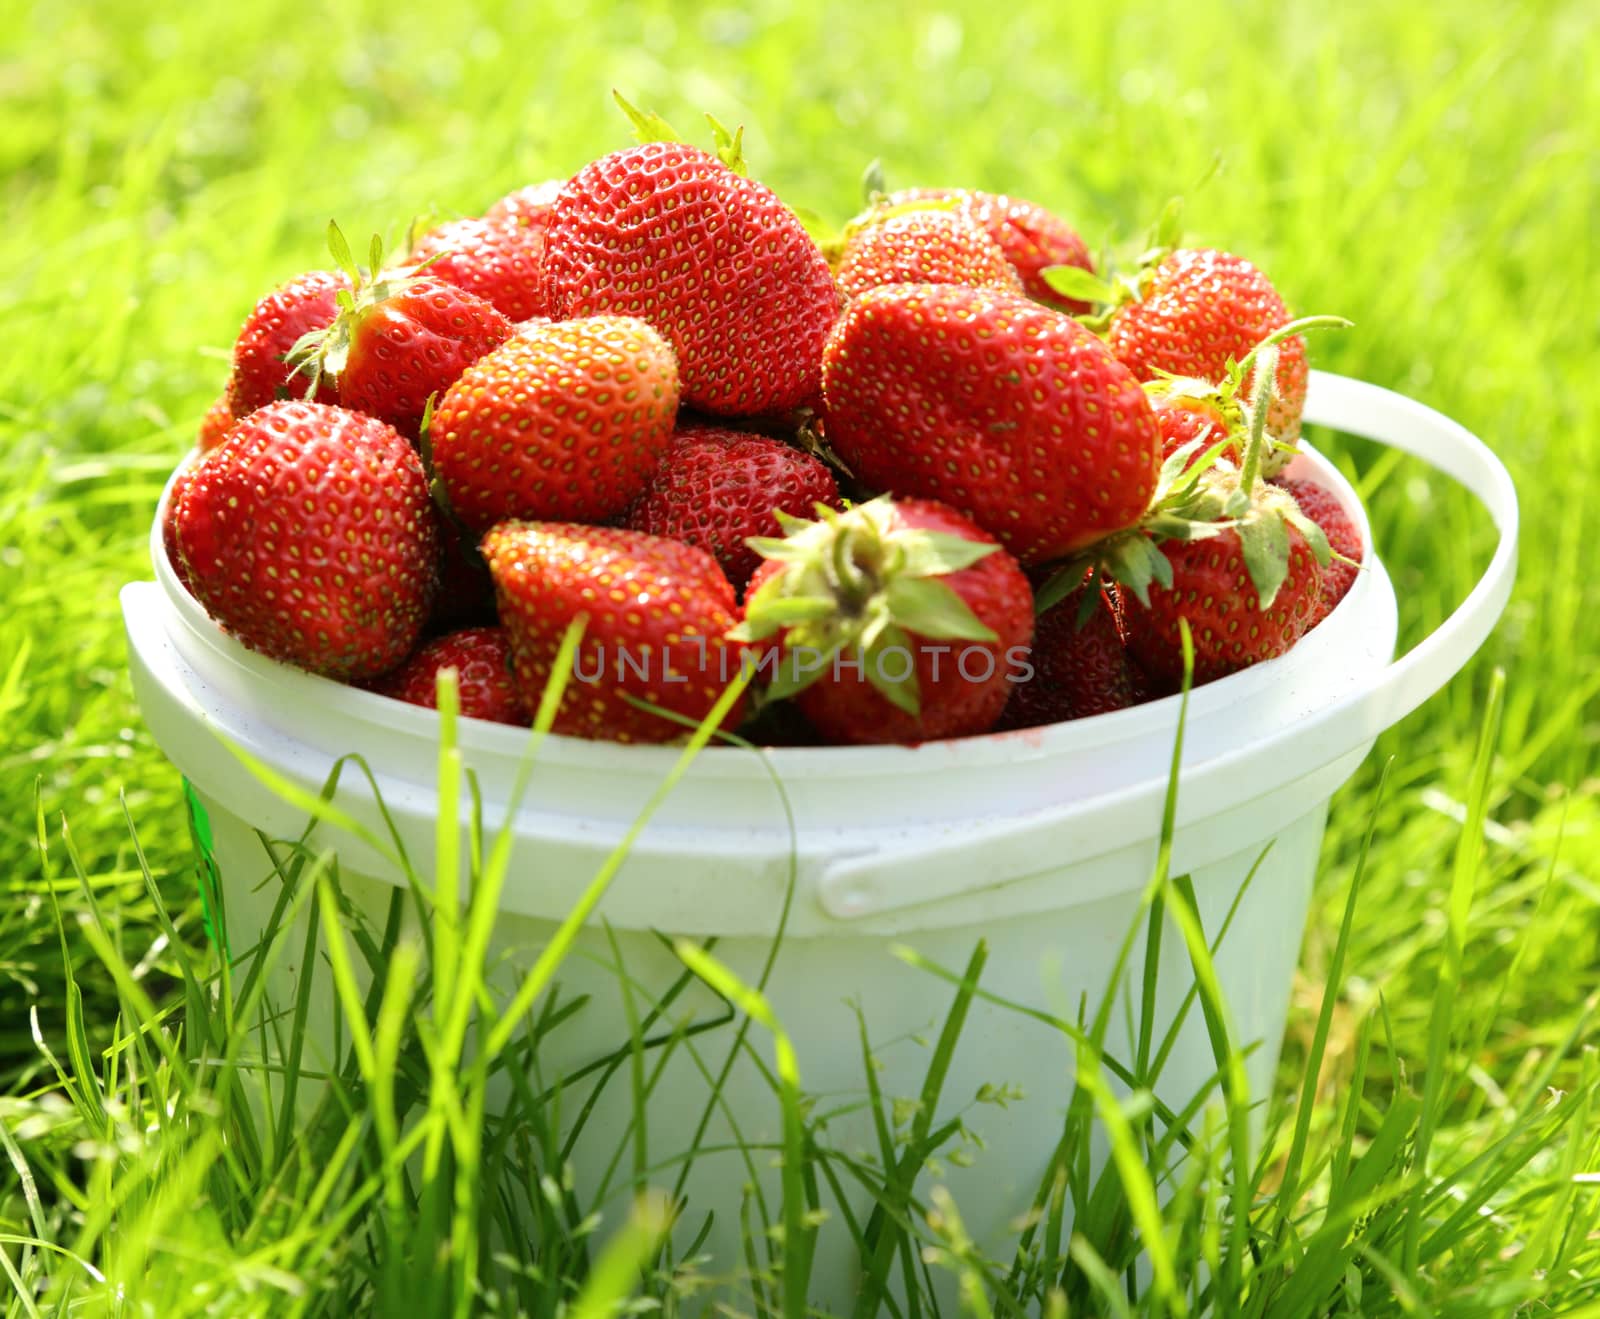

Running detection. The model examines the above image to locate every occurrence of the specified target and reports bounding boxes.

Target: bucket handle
[815,371,1520,921]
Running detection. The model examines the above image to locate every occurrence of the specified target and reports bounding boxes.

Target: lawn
[3,0,1599,1313]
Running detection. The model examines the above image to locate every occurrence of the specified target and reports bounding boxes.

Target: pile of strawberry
[162,103,1364,747]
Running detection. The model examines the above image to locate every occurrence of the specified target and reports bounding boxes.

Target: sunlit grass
[2,0,1599,1312]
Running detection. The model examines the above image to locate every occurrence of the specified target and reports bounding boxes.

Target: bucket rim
[149,402,1380,779]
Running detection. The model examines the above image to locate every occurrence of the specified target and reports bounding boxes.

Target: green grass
[3,0,1599,1313]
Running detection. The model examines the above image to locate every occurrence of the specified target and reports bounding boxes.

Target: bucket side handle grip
[816,371,1520,922]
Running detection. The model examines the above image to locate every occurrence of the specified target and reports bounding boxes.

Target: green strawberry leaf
[1074,575,1101,629]
[744,534,812,563]
[1033,560,1089,615]
[1042,264,1121,307]
[1238,512,1290,609]
[894,529,999,578]
[763,636,846,703]
[1284,508,1332,565]
[745,595,838,628]
[883,576,998,643]
[705,113,747,174]
[863,624,921,716]
[1151,195,1184,253]
[860,157,887,204]
[612,89,682,144]
[327,220,360,284]
[1106,532,1172,608]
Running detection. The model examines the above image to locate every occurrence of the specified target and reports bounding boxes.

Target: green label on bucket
[183,778,230,961]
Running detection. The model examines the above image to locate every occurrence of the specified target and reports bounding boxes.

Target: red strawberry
[486,179,565,228]
[430,316,680,531]
[198,396,237,452]
[821,284,1161,564]
[375,626,527,725]
[622,424,839,592]
[737,497,1034,745]
[834,207,1023,301]
[1107,248,1308,456]
[161,459,200,597]
[288,226,513,439]
[1151,391,1234,463]
[996,582,1136,730]
[541,142,841,417]
[482,522,747,744]
[175,401,439,680]
[887,188,1095,313]
[1116,345,1327,684]
[1272,477,1362,625]
[409,216,550,322]
[1123,502,1321,685]
[226,270,347,415]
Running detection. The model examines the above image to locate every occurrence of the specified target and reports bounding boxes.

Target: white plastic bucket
[122,372,1515,1302]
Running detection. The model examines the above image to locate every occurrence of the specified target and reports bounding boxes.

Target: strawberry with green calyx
[541,100,840,417]
[1142,315,1351,467]
[429,315,680,532]
[832,202,1023,301]
[1111,246,1310,451]
[482,521,747,745]
[1108,346,1331,684]
[821,283,1161,565]
[1041,202,1318,457]
[287,223,513,439]
[226,269,348,414]
[734,496,1034,745]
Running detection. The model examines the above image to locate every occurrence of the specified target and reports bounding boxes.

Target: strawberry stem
[1232,313,1353,384]
[1237,344,1278,493]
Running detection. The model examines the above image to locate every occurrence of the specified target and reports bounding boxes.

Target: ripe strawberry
[821,283,1160,564]
[737,497,1034,745]
[482,522,747,744]
[1150,390,1234,463]
[1107,248,1308,457]
[996,582,1136,730]
[621,424,839,592]
[541,142,841,416]
[1122,501,1321,685]
[887,188,1095,313]
[161,459,200,598]
[198,395,236,452]
[375,626,527,725]
[409,216,550,322]
[288,226,513,439]
[430,316,680,531]
[1143,315,1348,469]
[1114,345,1328,684]
[834,207,1023,301]
[175,401,439,680]
[486,179,565,228]
[226,270,347,414]
[1272,476,1363,626]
